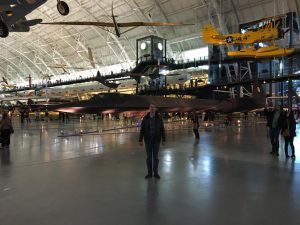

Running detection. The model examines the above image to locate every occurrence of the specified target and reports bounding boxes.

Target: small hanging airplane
[94,71,120,89]
[40,4,193,38]
[202,15,295,58]
[202,22,280,45]
[47,64,86,71]
[0,77,16,88]
[0,0,69,38]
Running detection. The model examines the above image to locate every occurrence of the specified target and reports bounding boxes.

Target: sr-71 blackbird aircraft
[51,83,267,114]
[40,4,193,37]
[0,0,69,38]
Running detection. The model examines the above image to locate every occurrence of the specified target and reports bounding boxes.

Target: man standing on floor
[139,104,166,179]
[191,109,200,139]
[266,105,284,156]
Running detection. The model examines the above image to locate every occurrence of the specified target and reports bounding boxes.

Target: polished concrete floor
[1,118,300,225]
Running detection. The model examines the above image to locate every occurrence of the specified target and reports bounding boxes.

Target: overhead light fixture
[6,11,13,16]
[157,43,163,51]
[140,42,146,50]
[160,69,168,75]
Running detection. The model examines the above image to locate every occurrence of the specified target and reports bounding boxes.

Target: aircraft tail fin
[96,71,102,79]
[202,25,224,44]
[16,100,23,106]
[88,47,95,68]
[27,98,34,106]
[2,77,8,85]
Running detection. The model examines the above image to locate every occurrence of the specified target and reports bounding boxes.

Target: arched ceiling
[0,0,299,84]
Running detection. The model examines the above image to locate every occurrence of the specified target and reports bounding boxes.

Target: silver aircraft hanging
[0,0,69,38]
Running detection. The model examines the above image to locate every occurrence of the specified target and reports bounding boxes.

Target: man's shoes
[269,151,274,155]
[286,155,290,158]
[291,155,296,159]
[145,174,152,179]
[154,174,160,179]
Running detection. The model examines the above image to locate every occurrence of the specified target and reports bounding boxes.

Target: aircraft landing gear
[57,1,69,16]
[0,21,9,38]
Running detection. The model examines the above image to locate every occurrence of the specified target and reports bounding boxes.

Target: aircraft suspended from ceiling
[40,4,194,38]
[202,15,295,58]
[0,0,70,38]
[0,77,16,89]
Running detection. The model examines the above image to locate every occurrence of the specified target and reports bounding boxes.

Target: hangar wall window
[174,47,208,63]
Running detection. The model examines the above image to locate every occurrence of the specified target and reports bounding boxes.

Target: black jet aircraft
[51,93,219,114]
[0,0,69,38]
[40,3,193,38]
[51,82,267,114]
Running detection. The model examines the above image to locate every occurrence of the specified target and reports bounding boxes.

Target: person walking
[281,111,296,159]
[191,110,200,139]
[139,104,166,179]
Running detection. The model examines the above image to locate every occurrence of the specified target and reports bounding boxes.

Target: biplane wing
[227,45,295,58]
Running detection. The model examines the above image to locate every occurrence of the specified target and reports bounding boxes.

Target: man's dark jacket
[139,112,166,144]
[266,110,284,128]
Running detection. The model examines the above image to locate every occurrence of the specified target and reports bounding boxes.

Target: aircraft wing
[40,21,193,27]
[40,21,115,27]
[48,65,86,70]
[117,22,194,27]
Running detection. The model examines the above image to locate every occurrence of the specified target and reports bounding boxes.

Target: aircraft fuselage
[0,0,69,37]
[1,0,46,28]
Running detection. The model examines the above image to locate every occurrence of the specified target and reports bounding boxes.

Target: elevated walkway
[1,51,300,95]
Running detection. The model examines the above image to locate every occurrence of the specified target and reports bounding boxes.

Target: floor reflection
[146,179,159,217]
[0,148,11,166]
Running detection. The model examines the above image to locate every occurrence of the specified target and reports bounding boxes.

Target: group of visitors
[0,103,297,179]
[266,106,296,158]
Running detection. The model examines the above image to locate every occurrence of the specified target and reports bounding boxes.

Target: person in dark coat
[266,106,284,156]
[0,112,14,148]
[191,110,200,139]
[281,111,296,158]
[139,104,166,179]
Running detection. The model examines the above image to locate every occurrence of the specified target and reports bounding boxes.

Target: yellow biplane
[202,22,280,45]
[202,15,295,58]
